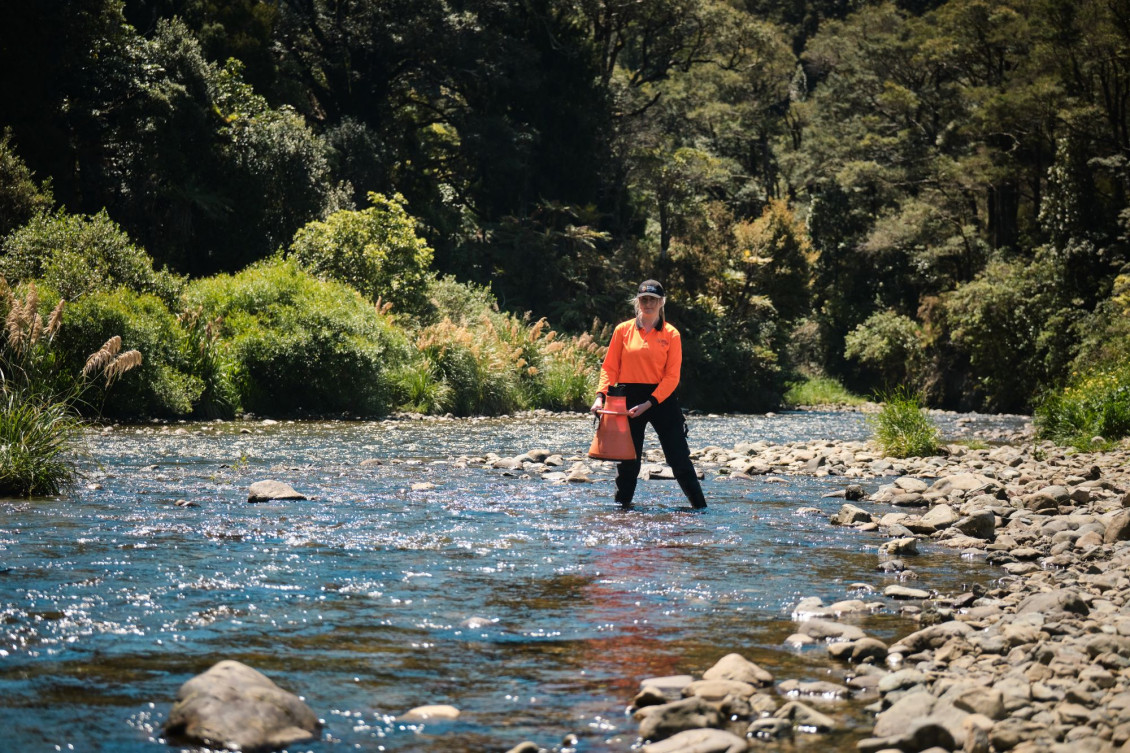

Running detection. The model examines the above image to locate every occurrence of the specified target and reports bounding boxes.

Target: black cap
[637,279,665,298]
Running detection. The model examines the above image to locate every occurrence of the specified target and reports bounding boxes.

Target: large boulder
[637,697,721,742]
[247,480,308,503]
[701,653,774,688]
[164,660,320,752]
[1015,589,1090,618]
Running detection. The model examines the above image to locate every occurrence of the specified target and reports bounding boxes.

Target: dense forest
[1,0,1128,429]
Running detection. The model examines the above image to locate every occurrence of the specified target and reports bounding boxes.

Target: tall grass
[1035,363,1130,448]
[0,391,81,496]
[869,387,941,458]
[783,376,865,407]
[1,280,141,497]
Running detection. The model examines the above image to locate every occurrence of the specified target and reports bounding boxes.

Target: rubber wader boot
[614,474,637,508]
[677,474,707,509]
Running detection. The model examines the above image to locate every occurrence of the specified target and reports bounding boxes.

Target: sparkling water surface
[0,411,1028,752]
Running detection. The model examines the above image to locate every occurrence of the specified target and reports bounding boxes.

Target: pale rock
[247,480,308,502]
[641,728,748,753]
[400,704,460,720]
[701,653,774,687]
[164,660,320,751]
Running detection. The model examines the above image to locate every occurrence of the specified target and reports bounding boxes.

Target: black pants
[612,383,705,507]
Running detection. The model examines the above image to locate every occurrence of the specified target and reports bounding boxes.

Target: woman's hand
[590,395,605,414]
[627,400,652,418]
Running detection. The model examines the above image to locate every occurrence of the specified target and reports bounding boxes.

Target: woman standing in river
[590,280,706,509]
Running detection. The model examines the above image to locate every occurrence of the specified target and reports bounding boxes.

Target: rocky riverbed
[466,427,1130,753]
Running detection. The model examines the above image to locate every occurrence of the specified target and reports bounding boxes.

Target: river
[0,410,1029,752]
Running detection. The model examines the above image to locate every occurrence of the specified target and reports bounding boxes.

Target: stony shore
[476,421,1130,753]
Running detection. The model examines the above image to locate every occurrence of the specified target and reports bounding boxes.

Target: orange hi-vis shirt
[596,318,683,404]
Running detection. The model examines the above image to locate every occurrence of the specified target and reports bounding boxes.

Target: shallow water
[0,411,1027,752]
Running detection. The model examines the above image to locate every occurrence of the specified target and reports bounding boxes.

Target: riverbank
[535,431,1130,753]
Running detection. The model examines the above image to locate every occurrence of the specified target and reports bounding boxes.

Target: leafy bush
[1,209,183,305]
[783,376,865,407]
[844,310,925,387]
[933,256,1074,413]
[184,258,412,416]
[869,387,941,458]
[672,296,782,412]
[54,289,199,418]
[177,307,242,419]
[1035,363,1130,448]
[288,192,434,317]
[425,275,499,326]
[0,128,54,237]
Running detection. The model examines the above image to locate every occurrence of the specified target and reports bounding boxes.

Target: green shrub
[288,192,434,317]
[184,258,412,416]
[783,376,865,407]
[935,255,1073,413]
[0,209,183,305]
[177,307,242,419]
[0,281,142,496]
[869,387,941,458]
[672,296,782,412]
[844,310,925,387]
[0,128,54,237]
[425,275,499,325]
[55,289,200,418]
[1035,363,1130,448]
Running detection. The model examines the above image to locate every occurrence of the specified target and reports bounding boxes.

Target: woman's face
[637,294,662,313]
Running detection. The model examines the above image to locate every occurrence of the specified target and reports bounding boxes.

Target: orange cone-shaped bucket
[588,394,637,461]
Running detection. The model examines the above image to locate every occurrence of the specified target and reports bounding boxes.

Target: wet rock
[748,717,793,739]
[880,537,919,555]
[885,585,931,600]
[683,679,756,703]
[247,480,308,503]
[832,504,873,526]
[778,679,850,699]
[701,653,774,688]
[774,700,839,732]
[400,704,460,720]
[641,728,748,753]
[504,743,540,753]
[798,618,867,642]
[632,686,671,710]
[846,484,866,501]
[637,697,721,742]
[164,660,320,751]
[639,675,696,701]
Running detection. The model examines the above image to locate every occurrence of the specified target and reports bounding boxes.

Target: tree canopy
[2,0,1128,413]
